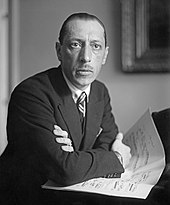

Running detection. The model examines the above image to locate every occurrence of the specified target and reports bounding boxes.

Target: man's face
[56,19,109,90]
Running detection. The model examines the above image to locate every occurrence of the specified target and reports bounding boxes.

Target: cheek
[62,51,78,65]
[62,49,70,61]
[96,55,103,62]
[93,50,105,60]
[93,53,105,66]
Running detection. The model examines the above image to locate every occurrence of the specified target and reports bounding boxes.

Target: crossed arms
[54,125,131,168]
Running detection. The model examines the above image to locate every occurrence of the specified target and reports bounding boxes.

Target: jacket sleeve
[7,79,124,186]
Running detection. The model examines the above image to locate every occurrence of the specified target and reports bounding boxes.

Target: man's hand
[111,133,131,168]
[53,125,74,152]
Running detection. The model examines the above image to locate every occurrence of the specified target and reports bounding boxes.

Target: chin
[74,81,91,89]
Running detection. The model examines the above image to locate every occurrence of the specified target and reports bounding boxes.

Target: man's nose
[79,46,92,63]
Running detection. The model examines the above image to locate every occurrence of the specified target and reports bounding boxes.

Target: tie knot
[77,92,87,104]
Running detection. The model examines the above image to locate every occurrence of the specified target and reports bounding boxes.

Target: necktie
[77,92,87,133]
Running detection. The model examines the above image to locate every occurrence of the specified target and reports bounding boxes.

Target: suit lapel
[49,67,83,149]
[58,96,83,149]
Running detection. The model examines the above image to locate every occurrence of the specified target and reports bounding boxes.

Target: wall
[0,0,8,155]
[17,0,170,133]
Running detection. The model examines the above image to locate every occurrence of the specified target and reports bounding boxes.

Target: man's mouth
[76,65,93,76]
[76,69,93,76]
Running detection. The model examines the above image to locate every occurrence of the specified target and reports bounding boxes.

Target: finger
[123,158,131,168]
[111,138,123,152]
[116,132,123,141]
[128,152,132,159]
[56,137,72,146]
[54,125,62,131]
[53,129,68,138]
[123,152,132,168]
[122,144,131,155]
[61,145,74,152]
[56,137,71,145]
[53,125,68,138]
[62,130,68,138]
[126,145,131,153]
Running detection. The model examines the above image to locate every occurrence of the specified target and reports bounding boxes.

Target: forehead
[65,19,105,42]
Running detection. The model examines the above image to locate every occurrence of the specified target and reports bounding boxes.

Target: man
[0,13,131,204]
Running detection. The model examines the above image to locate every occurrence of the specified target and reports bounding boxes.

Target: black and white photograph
[0,0,169,204]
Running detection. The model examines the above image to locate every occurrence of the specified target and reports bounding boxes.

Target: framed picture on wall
[121,0,170,72]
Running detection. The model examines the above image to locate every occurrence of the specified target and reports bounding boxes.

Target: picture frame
[121,0,170,72]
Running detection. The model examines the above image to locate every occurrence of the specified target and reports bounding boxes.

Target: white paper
[42,109,165,199]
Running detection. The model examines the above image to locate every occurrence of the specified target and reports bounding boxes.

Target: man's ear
[102,46,109,65]
[55,42,62,62]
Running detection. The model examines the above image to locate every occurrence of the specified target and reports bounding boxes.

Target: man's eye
[70,42,81,48]
[92,43,102,50]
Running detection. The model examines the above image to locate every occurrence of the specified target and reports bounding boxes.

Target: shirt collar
[62,71,91,103]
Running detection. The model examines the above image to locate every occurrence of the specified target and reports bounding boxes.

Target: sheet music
[42,109,165,199]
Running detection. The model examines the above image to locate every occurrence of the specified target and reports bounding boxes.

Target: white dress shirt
[62,71,91,103]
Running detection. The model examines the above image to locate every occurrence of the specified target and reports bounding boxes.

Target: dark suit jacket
[0,66,123,204]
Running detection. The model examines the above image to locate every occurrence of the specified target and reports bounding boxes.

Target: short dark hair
[58,12,107,46]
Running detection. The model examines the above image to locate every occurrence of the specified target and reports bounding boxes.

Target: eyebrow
[67,38,104,44]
